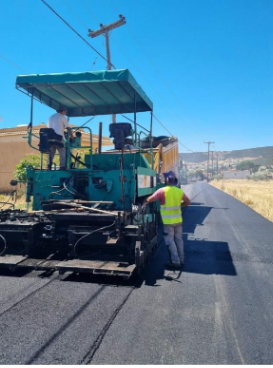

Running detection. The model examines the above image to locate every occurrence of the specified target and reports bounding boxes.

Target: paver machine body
[0,69,160,278]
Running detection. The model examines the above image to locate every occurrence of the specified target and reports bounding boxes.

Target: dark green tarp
[16,69,153,117]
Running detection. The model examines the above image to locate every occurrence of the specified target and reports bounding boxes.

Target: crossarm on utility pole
[87,15,126,124]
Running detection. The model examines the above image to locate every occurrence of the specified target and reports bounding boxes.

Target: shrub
[212,174,223,181]
[14,154,41,182]
[247,173,269,181]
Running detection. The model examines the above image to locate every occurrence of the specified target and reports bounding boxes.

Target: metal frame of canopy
[16,69,154,145]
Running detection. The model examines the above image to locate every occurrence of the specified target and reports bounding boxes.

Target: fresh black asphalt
[1,182,273,364]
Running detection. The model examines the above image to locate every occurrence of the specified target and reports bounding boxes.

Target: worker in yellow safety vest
[146,171,191,268]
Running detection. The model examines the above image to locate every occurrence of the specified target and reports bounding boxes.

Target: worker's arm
[67,128,74,139]
[181,193,191,207]
[146,194,157,203]
[64,128,74,141]
[145,188,164,204]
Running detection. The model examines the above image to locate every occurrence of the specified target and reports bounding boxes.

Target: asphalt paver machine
[0,69,161,278]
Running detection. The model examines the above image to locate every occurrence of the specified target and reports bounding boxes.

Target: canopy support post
[27,91,34,149]
[134,90,137,144]
[29,92,34,130]
[150,111,153,138]
[150,111,154,170]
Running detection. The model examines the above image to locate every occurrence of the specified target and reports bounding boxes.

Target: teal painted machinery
[0,69,160,278]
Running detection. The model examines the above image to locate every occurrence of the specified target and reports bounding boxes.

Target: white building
[223,170,250,179]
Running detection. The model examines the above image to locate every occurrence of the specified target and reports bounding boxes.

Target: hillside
[180,146,273,166]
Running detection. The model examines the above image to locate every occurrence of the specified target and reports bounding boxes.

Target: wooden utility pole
[88,15,126,124]
[204,141,214,181]
[211,150,214,177]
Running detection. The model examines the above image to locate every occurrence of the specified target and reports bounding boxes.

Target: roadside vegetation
[185,158,273,222]
[0,150,89,211]
[0,189,27,211]
[210,179,273,222]
[0,155,40,211]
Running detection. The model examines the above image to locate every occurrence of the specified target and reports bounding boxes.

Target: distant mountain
[180,146,273,166]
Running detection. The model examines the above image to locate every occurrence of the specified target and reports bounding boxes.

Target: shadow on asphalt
[183,204,213,233]
[140,238,236,287]
[0,268,31,278]
[141,203,236,286]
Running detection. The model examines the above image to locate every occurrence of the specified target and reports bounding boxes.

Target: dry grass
[210,179,273,222]
[0,191,29,211]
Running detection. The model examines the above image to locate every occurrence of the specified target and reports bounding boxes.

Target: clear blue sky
[1,0,273,153]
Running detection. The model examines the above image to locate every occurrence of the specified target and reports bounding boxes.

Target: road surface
[1,182,273,364]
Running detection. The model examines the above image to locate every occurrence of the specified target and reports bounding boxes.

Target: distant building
[0,124,113,193]
[223,170,250,179]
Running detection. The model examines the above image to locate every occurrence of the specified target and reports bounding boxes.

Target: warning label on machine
[138,175,153,188]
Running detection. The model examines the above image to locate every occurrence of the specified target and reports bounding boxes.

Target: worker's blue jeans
[163,224,184,265]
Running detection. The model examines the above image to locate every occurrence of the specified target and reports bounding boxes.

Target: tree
[236,160,259,173]
[187,171,196,182]
[195,169,205,181]
[14,154,41,181]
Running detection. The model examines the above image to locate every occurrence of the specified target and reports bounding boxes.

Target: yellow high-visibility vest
[160,186,184,225]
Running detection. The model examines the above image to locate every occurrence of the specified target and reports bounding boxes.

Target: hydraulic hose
[0,233,7,256]
[73,222,115,255]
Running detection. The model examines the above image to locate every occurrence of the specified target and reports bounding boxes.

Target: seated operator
[47,107,72,170]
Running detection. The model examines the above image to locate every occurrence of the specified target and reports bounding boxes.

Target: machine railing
[25,130,39,151]
[131,130,154,170]
[66,127,93,171]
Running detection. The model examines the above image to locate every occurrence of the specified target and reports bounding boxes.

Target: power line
[109,35,200,139]
[128,25,205,138]
[40,0,113,68]
[0,54,29,74]
[108,0,206,139]
[2,4,195,154]
[80,2,130,71]
[39,0,195,153]
[81,0,101,25]
[55,0,198,152]
[0,52,193,154]
[80,0,106,49]
[65,1,190,142]
[88,16,126,71]
[58,0,106,70]
[61,0,89,29]
[88,16,126,123]
[153,114,194,152]
[106,36,198,139]
[59,0,105,69]
[92,5,198,140]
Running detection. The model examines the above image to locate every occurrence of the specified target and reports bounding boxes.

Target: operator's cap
[163,171,178,185]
